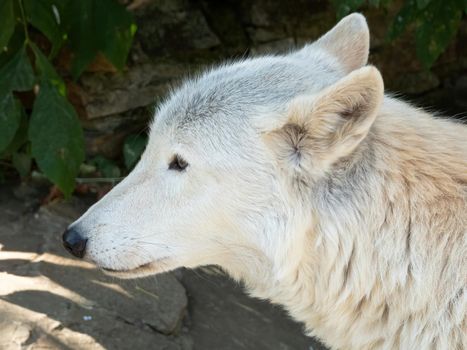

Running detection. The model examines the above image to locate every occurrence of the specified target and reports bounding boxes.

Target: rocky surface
[181,270,327,350]
[0,184,191,349]
[75,0,467,159]
[0,183,325,349]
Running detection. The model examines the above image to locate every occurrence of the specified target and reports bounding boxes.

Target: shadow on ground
[0,183,326,350]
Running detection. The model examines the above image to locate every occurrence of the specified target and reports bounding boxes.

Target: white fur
[69,14,466,350]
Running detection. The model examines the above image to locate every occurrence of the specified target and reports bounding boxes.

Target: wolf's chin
[100,259,170,279]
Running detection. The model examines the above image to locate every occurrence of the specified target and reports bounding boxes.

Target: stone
[455,75,467,109]
[181,268,327,350]
[198,0,250,52]
[70,0,467,160]
[0,187,191,349]
[390,70,440,95]
[0,298,192,350]
[135,1,220,56]
[78,62,192,119]
[29,202,188,335]
[249,1,279,27]
[250,38,295,55]
[247,26,287,43]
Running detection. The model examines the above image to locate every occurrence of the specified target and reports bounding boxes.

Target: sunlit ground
[0,189,190,350]
[0,185,322,350]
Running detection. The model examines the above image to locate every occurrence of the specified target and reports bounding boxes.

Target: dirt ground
[0,182,326,350]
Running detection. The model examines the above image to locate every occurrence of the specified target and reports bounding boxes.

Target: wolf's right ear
[261,66,384,178]
[296,13,370,73]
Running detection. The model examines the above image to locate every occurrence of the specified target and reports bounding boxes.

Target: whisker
[136,241,173,249]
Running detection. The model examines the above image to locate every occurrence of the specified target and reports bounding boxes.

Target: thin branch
[75,177,124,184]
[17,0,31,44]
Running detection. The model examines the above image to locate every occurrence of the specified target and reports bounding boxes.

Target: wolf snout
[62,227,88,259]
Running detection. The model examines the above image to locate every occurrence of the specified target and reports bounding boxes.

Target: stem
[75,177,124,184]
[135,285,159,300]
[17,0,30,44]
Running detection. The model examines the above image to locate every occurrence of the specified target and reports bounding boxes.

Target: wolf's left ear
[264,66,384,176]
[298,13,370,73]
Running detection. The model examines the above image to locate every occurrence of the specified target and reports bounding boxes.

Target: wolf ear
[297,13,370,73]
[265,66,384,176]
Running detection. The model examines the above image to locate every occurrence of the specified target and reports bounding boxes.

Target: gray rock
[181,267,327,350]
[135,2,220,55]
[455,75,467,109]
[247,26,287,44]
[250,38,295,55]
[78,62,192,119]
[391,71,440,95]
[0,187,191,349]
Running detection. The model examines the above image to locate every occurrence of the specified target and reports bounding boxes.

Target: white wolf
[63,14,467,350]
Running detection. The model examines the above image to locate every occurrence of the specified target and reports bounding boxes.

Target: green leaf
[1,106,28,155]
[332,0,365,18]
[123,134,147,170]
[0,27,26,67]
[0,46,35,92]
[369,0,391,8]
[90,155,121,178]
[30,42,66,94]
[63,0,136,78]
[380,0,393,7]
[0,93,22,151]
[12,151,31,177]
[29,82,84,197]
[63,0,97,79]
[24,0,67,58]
[95,0,136,70]
[0,0,16,51]
[387,0,419,41]
[415,1,463,68]
[416,0,431,9]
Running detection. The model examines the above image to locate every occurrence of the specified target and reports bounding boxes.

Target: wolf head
[63,13,384,284]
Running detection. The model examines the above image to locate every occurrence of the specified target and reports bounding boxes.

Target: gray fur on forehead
[157,52,339,128]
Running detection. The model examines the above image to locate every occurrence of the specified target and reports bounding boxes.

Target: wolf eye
[169,155,188,171]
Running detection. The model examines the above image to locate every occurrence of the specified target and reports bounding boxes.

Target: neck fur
[228,100,467,349]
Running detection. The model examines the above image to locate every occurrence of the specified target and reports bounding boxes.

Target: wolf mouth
[100,259,169,278]
[102,262,152,273]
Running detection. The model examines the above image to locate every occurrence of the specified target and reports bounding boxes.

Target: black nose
[62,227,87,258]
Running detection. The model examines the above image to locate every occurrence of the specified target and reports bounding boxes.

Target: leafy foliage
[0,0,16,51]
[333,0,465,67]
[64,0,137,78]
[0,0,136,196]
[0,93,22,151]
[90,155,122,178]
[123,134,148,170]
[333,0,365,19]
[0,0,463,196]
[0,47,35,92]
[29,82,85,196]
